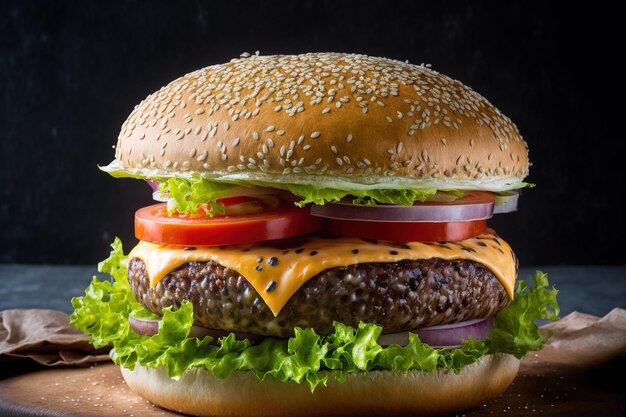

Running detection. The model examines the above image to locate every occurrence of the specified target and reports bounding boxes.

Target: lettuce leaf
[284,183,438,207]
[70,238,146,348]
[70,239,559,390]
[158,176,440,215]
[162,177,232,216]
[487,271,559,357]
[101,160,533,215]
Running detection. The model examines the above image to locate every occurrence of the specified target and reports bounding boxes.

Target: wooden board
[0,355,624,417]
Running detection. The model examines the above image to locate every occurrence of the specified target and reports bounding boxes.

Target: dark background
[0,1,621,266]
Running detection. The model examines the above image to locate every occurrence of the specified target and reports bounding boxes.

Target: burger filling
[129,257,509,337]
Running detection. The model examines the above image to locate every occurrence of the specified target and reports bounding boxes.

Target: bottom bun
[121,353,519,417]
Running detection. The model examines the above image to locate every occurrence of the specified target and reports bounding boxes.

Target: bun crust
[114,53,528,190]
[121,353,520,417]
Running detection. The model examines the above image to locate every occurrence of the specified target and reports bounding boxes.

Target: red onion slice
[129,315,159,336]
[145,179,160,192]
[377,318,493,348]
[129,315,490,349]
[128,315,262,342]
[494,191,520,214]
[311,191,495,223]
[145,180,169,202]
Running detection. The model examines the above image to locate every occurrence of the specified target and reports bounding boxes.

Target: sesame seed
[347,134,353,142]
[322,108,330,114]
[303,145,311,151]
[276,130,285,136]
[266,125,275,132]
[310,131,320,139]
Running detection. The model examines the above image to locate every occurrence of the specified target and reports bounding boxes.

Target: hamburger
[71,52,559,416]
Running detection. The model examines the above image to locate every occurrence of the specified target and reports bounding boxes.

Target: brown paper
[1,308,625,369]
[0,309,110,366]
[537,307,626,367]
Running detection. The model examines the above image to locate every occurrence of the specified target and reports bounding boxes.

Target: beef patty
[128,257,510,337]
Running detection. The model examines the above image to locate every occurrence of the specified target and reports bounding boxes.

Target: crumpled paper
[0,309,110,366]
[1,308,625,368]
[538,307,626,367]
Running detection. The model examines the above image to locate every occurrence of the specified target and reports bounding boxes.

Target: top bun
[112,53,528,191]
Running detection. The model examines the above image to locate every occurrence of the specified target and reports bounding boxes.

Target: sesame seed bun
[111,53,528,192]
[121,353,520,417]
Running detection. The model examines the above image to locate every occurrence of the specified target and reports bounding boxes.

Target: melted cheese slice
[129,233,516,316]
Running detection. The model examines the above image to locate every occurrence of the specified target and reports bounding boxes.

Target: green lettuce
[71,239,559,390]
[162,177,233,216]
[284,183,438,207]
[159,176,440,214]
[101,161,532,215]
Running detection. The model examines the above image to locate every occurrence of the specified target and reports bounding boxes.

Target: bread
[121,353,520,417]
[111,53,528,191]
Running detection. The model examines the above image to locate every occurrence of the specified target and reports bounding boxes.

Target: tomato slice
[136,202,322,246]
[325,218,486,242]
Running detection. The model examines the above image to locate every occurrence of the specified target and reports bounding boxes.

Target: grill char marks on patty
[128,258,510,337]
